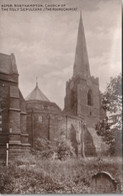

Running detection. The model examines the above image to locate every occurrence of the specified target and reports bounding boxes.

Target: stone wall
[26,100,96,157]
[0,81,10,135]
[0,81,30,158]
[0,53,30,160]
[26,100,61,146]
[50,113,96,156]
[64,75,101,128]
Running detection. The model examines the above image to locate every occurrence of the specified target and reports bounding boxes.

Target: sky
[0,0,121,109]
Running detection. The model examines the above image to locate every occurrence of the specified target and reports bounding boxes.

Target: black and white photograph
[0,0,122,194]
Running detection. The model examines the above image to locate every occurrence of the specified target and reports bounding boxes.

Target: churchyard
[0,151,122,194]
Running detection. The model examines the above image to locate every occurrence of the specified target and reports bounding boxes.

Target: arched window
[87,89,93,106]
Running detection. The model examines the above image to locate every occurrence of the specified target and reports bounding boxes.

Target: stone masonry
[25,13,106,156]
[0,53,30,160]
[0,13,106,159]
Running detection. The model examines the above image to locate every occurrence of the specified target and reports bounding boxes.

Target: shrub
[55,136,76,160]
[33,136,76,160]
[34,138,52,151]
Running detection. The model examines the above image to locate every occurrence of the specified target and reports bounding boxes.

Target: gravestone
[91,171,117,193]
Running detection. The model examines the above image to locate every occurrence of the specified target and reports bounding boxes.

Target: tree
[102,74,122,114]
[96,74,122,155]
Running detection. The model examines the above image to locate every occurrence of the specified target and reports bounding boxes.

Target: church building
[25,13,106,156]
[64,13,104,127]
[0,13,107,160]
[26,82,61,146]
[0,53,30,159]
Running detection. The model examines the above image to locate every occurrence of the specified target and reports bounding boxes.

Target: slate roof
[26,83,50,102]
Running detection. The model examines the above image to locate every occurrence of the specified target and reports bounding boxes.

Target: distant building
[0,53,30,159]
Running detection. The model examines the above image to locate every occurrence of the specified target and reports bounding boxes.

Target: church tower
[64,13,101,127]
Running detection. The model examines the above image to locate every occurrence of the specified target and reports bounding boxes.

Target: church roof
[0,53,18,75]
[73,12,90,78]
[26,82,50,102]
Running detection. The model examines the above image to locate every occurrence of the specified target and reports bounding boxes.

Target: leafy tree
[102,74,122,113]
[96,74,122,155]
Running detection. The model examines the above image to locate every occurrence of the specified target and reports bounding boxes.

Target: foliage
[33,136,76,160]
[101,74,122,113]
[33,138,55,159]
[0,154,122,194]
[96,74,122,155]
[55,136,76,160]
[34,138,52,151]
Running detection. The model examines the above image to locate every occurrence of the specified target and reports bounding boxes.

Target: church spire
[73,12,90,78]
